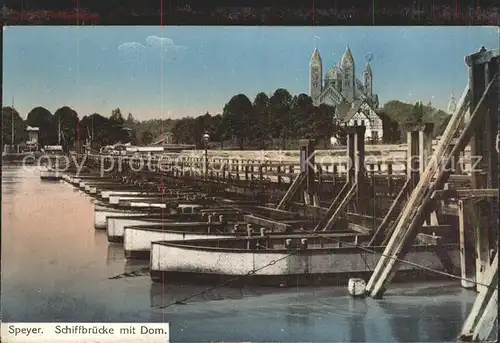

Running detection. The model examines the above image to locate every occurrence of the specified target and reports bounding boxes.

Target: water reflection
[347,299,367,342]
[285,305,311,326]
[107,241,125,262]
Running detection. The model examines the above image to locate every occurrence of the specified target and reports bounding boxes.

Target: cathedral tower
[340,46,355,102]
[364,61,372,99]
[309,48,323,100]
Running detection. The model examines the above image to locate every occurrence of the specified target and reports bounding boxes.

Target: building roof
[26,126,39,131]
[339,99,365,122]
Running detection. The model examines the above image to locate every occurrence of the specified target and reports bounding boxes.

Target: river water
[1,164,487,342]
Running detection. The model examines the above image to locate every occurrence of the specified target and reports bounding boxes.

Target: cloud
[118,41,146,53]
[145,35,187,52]
[118,36,186,54]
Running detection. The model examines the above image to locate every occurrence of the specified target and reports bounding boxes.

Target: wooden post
[406,129,419,183]
[467,49,499,293]
[354,126,366,187]
[354,126,366,214]
[419,123,434,174]
[458,199,476,289]
[346,130,355,185]
[299,139,316,202]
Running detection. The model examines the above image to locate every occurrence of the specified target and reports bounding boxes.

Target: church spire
[310,47,322,66]
[364,61,372,75]
[340,45,354,69]
[447,92,457,114]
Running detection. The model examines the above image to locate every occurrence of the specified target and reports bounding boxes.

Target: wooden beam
[302,204,328,218]
[346,212,384,229]
[366,81,473,298]
[368,177,412,246]
[431,188,498,200]
[312,182,349,231]
[367,74,497,298]
[243,215,290,232]
[459,253,498,342]
[253,206,301,220]
[348,223,372,235]
[458,200,476,289]
[320,182,358,232]
[276,172,306,210]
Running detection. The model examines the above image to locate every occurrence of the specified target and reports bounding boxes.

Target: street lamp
[203,133,210,179]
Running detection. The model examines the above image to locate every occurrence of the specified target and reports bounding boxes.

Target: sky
[3,26,499,121]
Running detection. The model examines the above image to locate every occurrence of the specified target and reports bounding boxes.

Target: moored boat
[93,201,172,229]
[40,166,63,181]
[125,224,366,260]
[150,236,460,287]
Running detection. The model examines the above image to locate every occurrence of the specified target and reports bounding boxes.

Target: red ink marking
[6,10,100,23]
[312,0,315,25]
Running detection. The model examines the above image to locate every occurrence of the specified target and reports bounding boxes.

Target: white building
[309,46,384,141]
[26,126,39,146]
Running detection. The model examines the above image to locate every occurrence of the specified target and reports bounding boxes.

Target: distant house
[336,99,384,142]
[26,126,40,147]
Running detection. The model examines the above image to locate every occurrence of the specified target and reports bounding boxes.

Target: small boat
[40,166,63,181]
[93,201,175,229]
[125,223,365,260]
[150,236,460,287]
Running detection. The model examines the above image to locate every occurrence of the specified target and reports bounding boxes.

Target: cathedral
[309,46,383,141]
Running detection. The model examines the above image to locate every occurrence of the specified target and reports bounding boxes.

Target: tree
[108,108,129,143]
[139,131,154,145]
[26,106,54,146]
[311,104,335,147]
[125,113,136,126]
[79,113,113,146]
[2,107,27,146]
[53,106,79,150]
[222,94,254,149]
[110,108,125,125]
[269,88,293,149]
[211,114,227,148]
[171,117,196,144]
[252,92,271,147]
[377,110,401,143]
[291,93,314,141]
[412,101,424,124]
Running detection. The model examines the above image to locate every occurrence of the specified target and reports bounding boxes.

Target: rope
[303,231,498,291]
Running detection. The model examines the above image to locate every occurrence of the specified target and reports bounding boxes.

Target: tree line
[2,88,451,151]
[1,106,131,150]
[168,89,451,149]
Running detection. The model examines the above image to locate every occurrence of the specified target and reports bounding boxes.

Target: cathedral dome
[325,65,342,81]
[340,46,354,69]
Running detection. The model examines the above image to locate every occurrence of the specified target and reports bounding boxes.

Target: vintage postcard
[2,25,499,342]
